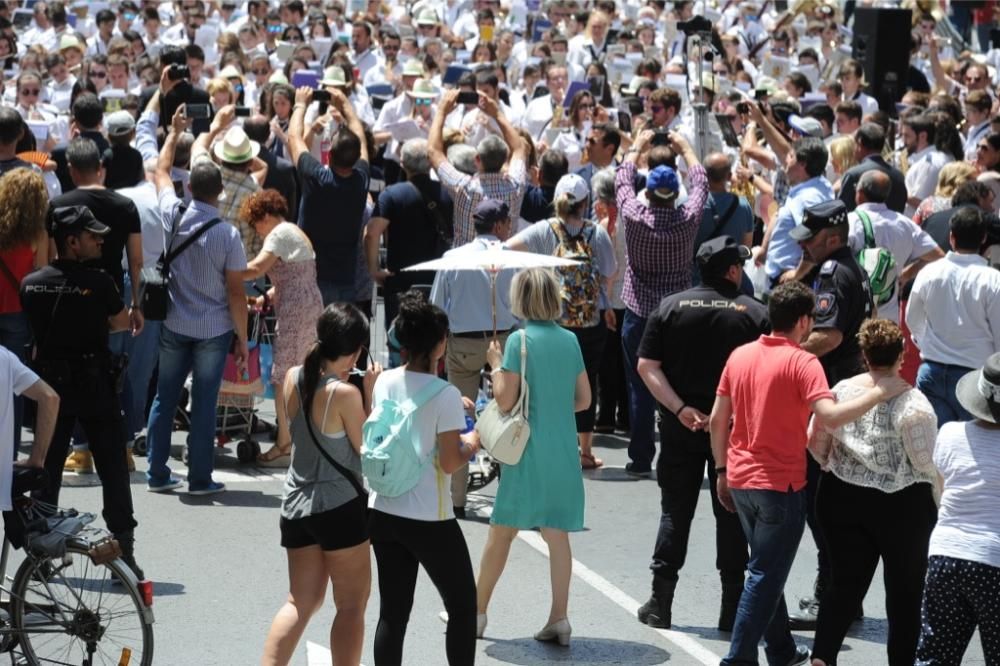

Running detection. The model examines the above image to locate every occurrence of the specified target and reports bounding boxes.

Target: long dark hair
[300,304,369,421]
[394,290,448,370]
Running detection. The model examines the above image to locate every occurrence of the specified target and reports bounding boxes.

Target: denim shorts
[280,495,369,551]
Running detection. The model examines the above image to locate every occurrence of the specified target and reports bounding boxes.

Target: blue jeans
[145,327,232,488]
[0,311,32,452]
[621,309,656,469]
[916,361,973,426]
[724,488,807,666]
[124,320,161,440]
[316,280,356,307]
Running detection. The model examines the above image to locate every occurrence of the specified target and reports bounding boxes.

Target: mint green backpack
[361,378,450,497]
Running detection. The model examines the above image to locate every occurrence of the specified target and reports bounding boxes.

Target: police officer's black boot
[115,530,145,582]
[718,571,744,632]
[637,576,675,629]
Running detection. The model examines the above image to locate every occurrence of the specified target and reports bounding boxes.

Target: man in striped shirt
[142,84,248,497]
[616,128,708,476]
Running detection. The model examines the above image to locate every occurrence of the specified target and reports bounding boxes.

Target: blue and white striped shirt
[158,189,247,340]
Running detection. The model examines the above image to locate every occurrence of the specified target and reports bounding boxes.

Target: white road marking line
[305,640,331,665]
[471,502,721,665]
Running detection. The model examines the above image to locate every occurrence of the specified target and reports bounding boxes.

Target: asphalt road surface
[44,418,986,666]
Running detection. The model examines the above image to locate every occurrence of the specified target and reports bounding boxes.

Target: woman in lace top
[808,319,939,666]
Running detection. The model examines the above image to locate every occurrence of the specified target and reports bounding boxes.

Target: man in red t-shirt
[709,282,907,666]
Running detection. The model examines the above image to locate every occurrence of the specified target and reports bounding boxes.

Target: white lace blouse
[808,383,938,493]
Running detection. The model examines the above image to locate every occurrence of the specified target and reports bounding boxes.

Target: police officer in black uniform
[634,236,770,632]
[20,206,143,580]
[787,199,874,629]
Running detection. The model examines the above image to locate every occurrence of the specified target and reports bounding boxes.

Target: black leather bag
[139,212,222,321]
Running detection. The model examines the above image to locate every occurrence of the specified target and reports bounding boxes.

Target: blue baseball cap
[647,165,680,203]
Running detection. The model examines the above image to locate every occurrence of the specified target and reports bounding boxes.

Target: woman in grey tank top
[262,304,382,666]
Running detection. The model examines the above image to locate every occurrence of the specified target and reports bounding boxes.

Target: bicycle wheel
[9,544,153,666]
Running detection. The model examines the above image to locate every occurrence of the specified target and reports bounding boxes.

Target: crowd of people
[0,0,999,664]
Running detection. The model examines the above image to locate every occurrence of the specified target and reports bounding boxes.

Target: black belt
[452,329,512,339]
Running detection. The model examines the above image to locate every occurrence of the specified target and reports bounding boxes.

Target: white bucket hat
[406,79,438,99]
[320,66,348,87]
[213,126,260,164]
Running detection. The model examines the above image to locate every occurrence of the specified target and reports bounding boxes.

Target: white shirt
[86,33,113,57]
[846,90,879,116]
[931,421,1000,568]
[368,368,466,521]
[0,348,39,511]
[429,235,518,334]
[373,93,416,164]
[353,48,380,82]
[115,180,163,269]
[46,76,76,114]
[520,93,555,141]
[847,202,940,323]
[904,145,949,217]
[907,252,1000,368]
[965,119,991,162]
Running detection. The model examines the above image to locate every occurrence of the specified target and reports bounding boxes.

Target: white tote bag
[475,332,531,465]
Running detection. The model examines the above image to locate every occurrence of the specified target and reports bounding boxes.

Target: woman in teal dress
[475,267,590,646]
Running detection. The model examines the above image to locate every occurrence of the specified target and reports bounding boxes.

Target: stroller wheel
[236,440,260,464]
[133,435,147,456]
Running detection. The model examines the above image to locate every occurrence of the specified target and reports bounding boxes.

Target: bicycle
[0,467,154,665]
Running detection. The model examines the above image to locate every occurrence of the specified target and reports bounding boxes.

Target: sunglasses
[90,71,107,78]
[252,68,270,75]
[349,347,378,376]
[414,97,433,106]
[20,89,39,96]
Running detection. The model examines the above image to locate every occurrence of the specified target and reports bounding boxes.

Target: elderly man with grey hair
[428,89,529,246]
[848,169,943,325]
[365,137,454,335]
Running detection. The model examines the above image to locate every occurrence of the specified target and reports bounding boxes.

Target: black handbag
[139,210,223,321]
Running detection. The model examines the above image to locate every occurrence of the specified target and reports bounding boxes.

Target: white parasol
[403,242,579,337]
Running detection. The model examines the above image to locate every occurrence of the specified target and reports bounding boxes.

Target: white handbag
[475,332,531,465]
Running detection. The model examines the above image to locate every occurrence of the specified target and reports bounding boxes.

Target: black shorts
[280,495,369,551]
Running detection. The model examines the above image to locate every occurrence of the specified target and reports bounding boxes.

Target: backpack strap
[402,376,451,412]
[856,210,876,249]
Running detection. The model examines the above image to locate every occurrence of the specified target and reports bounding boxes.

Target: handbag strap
[299,377,368,499]
[516,331,528,418]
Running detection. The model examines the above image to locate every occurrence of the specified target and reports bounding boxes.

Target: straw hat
[414,7,439,26]
[406,79,438,99]
[320,66,347,87]
[401,59,426,78]
[213,126,260,164]
[219,65,244,80]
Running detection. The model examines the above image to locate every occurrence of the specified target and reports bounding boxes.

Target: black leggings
[369,510,477,666]
[567,323,606,433]
[812,473,936,665]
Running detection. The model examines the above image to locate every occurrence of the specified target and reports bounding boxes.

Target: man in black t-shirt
[288,86,370,305]
[366,139,453,333]
[0,108,30,176]
[635,236,769,633]
[20,206,143,581]
[51,137,143,335]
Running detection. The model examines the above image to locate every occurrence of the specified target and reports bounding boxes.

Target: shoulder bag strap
[857,210,876,249]
[708,194,741,240]
[299,376,368,498]
[0,256,20,292]
[165,217,224,268]
[409,180,452,248]
[516,331,529,418]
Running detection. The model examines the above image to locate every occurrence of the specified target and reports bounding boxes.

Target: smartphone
[736,101,750,115]
[652,130,671,146]
[588,75,605,99]
[617,109,632,134]
[754,89,768,101]
[185,103,211,119]
[312,89,332,103]
[457,90,480,105]
[234,106,252,117]
[167,64,190,81]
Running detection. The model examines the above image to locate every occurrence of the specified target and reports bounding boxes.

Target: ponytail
[297,303,370,417]
[299,341,323,422]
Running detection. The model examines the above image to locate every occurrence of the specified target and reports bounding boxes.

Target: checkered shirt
[436,158,527,247]
[616,160,709,318]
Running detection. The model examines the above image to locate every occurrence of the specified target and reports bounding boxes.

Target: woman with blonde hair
[507,173,616,469]
[828,136,857,192]
[808,319,938,666]
[912,161,978,226]
[0,168,49,450]
[472,267,590,644]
